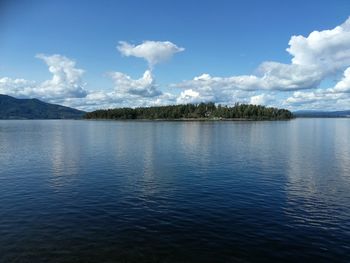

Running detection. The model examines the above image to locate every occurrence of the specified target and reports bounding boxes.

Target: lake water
[0,119,349,262]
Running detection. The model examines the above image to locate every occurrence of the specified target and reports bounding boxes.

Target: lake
[0,119,349,262]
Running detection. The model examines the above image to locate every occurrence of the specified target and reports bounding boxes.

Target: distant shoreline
[2,116,349,121]
[82,117,292,121]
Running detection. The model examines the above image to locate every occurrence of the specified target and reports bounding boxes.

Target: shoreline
[83,117,293,121]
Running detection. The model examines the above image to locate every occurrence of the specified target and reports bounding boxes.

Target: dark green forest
[84,102,293,120]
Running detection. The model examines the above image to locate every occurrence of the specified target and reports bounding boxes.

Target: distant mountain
[0,94,85,119]
[293,110,350,118]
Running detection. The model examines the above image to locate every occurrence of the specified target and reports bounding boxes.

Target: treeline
[84,102,293,120]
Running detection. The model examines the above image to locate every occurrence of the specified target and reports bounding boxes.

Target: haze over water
[0,119,350,262]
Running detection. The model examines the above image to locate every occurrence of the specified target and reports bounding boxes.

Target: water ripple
[0,119,349,262]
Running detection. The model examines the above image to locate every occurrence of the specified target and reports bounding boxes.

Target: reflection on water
[0,119,350,262]
[334,119,350,178]
[284,119,350,256]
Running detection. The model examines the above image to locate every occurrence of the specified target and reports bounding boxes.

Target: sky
[1,0,350,111]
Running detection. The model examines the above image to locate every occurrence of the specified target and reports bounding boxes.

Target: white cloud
[287,17,350,74]
[257,62,322,91]
[0,51,177,111]
[58,69,180,111]
[59,91,123,111]
[172,66,319,108]
[0,54,87,100]
[61,90,177,112]
[0,77,36,98]
[109,70,162,97]
[174,63,322,93]
[36,54,87,99]
[174,74,256,105]
[284,62,350,110]
[177,89,202,104]
[250,94,275,105]
[284,89,349,110]
[176,73,260,91]
[170,18,350,110]
[331,66,350,93]
[152,92,177,106]
[117,40,184,68]
[4,17,350,112]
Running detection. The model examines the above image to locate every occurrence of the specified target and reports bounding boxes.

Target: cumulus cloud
[287,17,350,74]
[117,41,184,68]
[331,66,350,93]
[61,70,175,111]
[0,54,87,100]
[284,62,350,110]
[36,54,87,99]
[171,17,350,110]
[175,74,255,105]
[174,62,322,93]
[62,90,177,112]
[1,49,171,110]
[175,73,259,91]
[250,94,275,105]
[257,62,323,90]
[60,90,125,111]
[109,70,162,97]
[284,89,349,110]
[172,67,316,108]
[3,17,350,112]
[0,77,36,98]
[177,89,202,104]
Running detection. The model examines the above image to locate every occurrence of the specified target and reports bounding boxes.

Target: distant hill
[0,94,85,119]
[293,110,350,118]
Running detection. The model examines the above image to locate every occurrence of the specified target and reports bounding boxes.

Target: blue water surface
[0,119,349,262]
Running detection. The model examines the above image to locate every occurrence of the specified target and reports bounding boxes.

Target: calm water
[0,119,350,263]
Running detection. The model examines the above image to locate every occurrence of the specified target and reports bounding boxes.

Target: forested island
[84,103,293,120]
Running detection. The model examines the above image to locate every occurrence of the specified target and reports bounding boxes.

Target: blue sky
[1,0,350,111]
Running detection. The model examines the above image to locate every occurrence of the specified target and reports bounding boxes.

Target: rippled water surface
[0,119,350,262]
